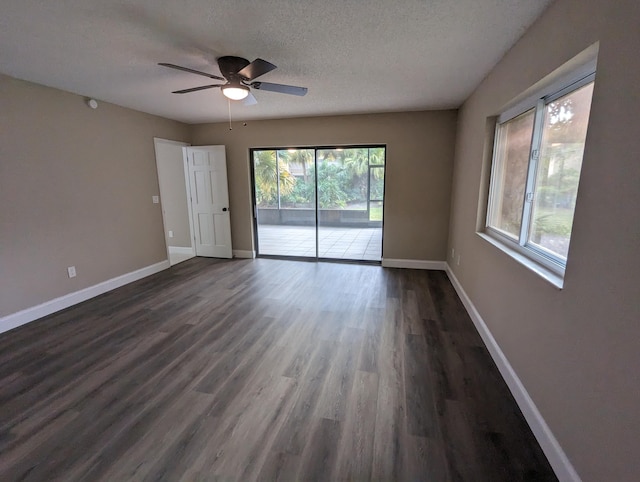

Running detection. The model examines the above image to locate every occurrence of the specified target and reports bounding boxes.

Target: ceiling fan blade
[159,63,224,81]
[237,58,277,81]
[251,82,308,96]
[172,84,222,94]
[243,92,258,106]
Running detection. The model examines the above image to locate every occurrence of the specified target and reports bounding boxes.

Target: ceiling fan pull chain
[228,98,232,130]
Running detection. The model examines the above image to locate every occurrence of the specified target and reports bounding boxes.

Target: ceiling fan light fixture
[221,84,249,100]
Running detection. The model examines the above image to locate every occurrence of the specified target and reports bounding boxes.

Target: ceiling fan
[159,56,308,104]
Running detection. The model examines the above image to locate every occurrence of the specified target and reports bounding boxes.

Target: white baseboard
[168,245,195,256]
[0,260,170,335]
[445,264,580,482]
[233,250,256,259]
[381,258,446,270]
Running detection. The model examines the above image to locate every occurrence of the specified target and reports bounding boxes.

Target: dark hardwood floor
[0,257,556,481]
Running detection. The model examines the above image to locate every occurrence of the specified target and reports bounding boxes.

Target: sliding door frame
[249,144,386,264]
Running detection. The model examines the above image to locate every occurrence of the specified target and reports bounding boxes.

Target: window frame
[485,69,596,278]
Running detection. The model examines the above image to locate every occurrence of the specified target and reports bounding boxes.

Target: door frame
[249,144,386,263]
[153,137,194,264]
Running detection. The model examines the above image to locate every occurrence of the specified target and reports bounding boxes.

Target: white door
[186,146,232,258]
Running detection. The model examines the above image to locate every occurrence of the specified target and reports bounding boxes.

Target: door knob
[222,207,228,212]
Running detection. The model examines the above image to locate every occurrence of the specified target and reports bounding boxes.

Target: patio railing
[257,207,382,228]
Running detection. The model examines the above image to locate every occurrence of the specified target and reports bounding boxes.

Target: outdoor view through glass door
[252,146,385,261]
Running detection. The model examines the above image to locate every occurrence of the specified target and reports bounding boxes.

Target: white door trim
[153,138,193,264]
[182,145,196,259]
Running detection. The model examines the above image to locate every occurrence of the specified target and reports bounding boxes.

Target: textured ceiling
[0,0,553,124]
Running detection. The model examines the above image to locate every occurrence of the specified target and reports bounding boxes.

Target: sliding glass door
[316,148,384,260]
[253,149,316,257]
[252,146,385,262]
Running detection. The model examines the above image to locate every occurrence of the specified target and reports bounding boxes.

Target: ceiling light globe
[222,85,249,100]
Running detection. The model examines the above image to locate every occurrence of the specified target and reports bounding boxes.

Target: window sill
[476,232,564,289]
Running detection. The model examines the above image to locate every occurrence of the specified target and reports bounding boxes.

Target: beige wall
[447,0,640,480]
[191,111,458,260]
[0,74,190,316]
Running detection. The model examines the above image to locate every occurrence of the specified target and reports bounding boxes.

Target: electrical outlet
[67,266,77,278]
[168,230,174,238]
[456,254,461,266]
[451,248,455,259]
[152,195,159,204]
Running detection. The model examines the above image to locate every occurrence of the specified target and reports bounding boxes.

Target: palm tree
[282,149,314,183]
[369,147,385,166]
[342,148,369,176]
[342,148,384,179]
[253,150,295,207]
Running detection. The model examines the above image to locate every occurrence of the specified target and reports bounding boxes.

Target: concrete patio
[256,224,382,261]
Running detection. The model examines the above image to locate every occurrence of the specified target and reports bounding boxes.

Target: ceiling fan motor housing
[217,56,251,83]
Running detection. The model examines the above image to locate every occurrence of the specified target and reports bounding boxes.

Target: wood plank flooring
[0,257,556,481]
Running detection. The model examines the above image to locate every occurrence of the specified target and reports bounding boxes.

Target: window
[485,71,595,278]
